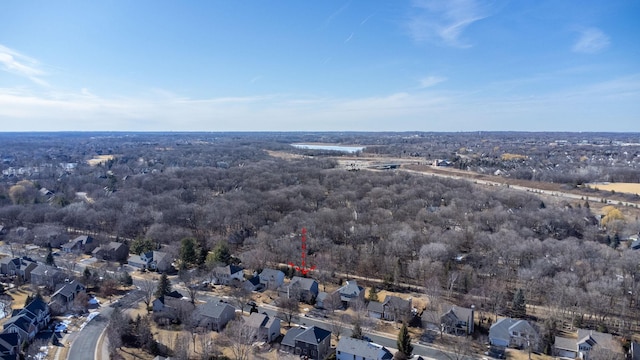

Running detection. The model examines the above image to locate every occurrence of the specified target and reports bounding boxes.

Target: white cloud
[0,44,48,86]
[407,0,490,47]
[0,74,638,132]
[572,27,610,54]
[419,76,447,88]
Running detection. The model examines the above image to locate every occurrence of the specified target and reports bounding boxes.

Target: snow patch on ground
[55,321,70,333]
[78,311,100,330]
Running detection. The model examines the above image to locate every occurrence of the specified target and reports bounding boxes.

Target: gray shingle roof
[289,277,317,291]
[281,327,305,348]
[245,312,268,329]
[197,301,234,319]
[337,337,392,360]
[296,326,331,345]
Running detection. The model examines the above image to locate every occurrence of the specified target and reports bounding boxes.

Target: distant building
[128,251,172,272]
[61,235,97,254]
[92,242,129,262]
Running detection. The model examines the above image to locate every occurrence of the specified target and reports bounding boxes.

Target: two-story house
[92,242,129,262]
[243,312,281,343]
[281,326,331,360]
[127,251,171,272]
[335,280,364,309]
[281,276,319,304]
[50,280,86,311]
[258,269,285,290]
[1,297,50,345]
[489,318,539,350]
[212,265,244,285]
[0,257,37,280]
[29,264,65,288]
[61,235,97,254]
[554,329,622,359]
[439,304,475,335]
[367,295,412,322]
[192,301,236,332]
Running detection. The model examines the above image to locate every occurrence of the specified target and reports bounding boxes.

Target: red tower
[288,228,316,275]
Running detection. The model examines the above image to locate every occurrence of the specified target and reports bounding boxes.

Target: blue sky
[1,1,639,132]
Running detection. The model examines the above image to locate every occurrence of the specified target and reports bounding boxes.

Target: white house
[212,264,244,285]
[489,318,538,349]
[337,337,393,360]
[554,329,621,359]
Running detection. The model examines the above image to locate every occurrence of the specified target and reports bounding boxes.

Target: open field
[87,155,115,166]
[587,182,640,195]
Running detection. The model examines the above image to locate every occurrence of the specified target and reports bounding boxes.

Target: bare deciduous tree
[223,318,257,360]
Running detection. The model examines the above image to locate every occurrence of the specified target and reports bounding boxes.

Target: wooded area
[1,132,640,354]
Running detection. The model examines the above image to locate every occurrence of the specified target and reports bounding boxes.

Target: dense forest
[1,132,640,342]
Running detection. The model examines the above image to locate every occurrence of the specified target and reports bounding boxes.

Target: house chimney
[470,305,475,334]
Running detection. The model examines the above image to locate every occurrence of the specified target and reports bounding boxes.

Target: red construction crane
[288,227,316,275]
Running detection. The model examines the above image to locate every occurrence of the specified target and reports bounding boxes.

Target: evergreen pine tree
[611,233,620,249]
[396,323,413,359]
[367,287,379,303]
[121,271,133,286]
[155,273,172,298]
[512,288,526,318]
[351,322,363,340]
[180,237,198,266]
[46,251,55,266]
[212,242,231,265]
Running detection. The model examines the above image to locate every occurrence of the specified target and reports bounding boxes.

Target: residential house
[438,304,475,335]
[631,342,640,360]
[92,242,129,262]
[315,292,330,309]
[29,265,64,288]
[61,235,97,254]
[554,329,621,359]
[127,251,172,272]
[281,327,306,353]
[258,269,285,289]
[152,295,194,323]
[192,301,236,331]
[281,276,319,303]
[489,318,539,350]
[244,312,281,343]
[50,280,86,310]
[336,337,393,360]
[367,295,412,322]
[0,332,19,359]
[0,257,37,280]
[212,264,244,285]
[243,276,262,292]
[1,298,50,345]
[335,280,364,308]
[282,326,331,360]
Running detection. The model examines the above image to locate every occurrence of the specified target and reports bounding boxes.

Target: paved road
[66,308,113,360]
[67,289,142,360]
